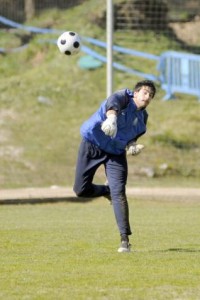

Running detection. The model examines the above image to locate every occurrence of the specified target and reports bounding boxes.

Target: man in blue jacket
[73,80,156,253]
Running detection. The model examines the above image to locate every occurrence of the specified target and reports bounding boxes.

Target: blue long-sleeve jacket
[80,89,148,155]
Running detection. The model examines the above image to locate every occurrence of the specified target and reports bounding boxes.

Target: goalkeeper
[73,80,156,253]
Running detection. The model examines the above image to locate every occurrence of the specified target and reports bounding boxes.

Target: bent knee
[73,187,82,197]
[73,186,87,197]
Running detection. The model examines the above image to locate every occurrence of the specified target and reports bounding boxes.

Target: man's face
[133,86,153,109]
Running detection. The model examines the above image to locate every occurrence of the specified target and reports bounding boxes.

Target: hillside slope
[0,0,200,189]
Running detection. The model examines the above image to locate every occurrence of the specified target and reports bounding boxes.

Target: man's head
[133,80,156,109]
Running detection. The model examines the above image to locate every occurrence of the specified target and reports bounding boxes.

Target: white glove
[101,114,117,137]
[126,142,144,155]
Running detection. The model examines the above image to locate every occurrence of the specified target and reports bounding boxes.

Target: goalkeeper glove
[101,114,117,137]
[126,142,144,155]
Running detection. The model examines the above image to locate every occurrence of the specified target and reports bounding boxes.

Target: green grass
[0,0,200,189]
[0,197,200,299]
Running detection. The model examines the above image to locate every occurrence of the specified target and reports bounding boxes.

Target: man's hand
[101,114,117,137]
[126,142,144,155]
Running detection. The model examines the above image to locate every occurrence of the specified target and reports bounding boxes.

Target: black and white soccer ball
[57,31,81,55]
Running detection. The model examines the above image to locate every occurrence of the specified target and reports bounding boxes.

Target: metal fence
[0,0,200,54]
[112,0,200,54]
[0,0,84,22]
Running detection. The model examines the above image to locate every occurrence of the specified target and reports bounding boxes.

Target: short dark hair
[134,80,156,98]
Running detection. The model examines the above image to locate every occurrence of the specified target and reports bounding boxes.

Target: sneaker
[118,241,131,253]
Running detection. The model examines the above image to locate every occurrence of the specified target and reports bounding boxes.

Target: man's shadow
[158,248,200,253]
[0,196,96,205]
[135,248,200,253]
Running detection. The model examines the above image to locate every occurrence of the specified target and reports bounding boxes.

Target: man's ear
[133,91,137,97]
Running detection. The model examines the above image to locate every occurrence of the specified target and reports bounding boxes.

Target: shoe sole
[118,247,131,253]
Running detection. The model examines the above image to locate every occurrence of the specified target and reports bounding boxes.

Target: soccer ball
[57,31,81,55]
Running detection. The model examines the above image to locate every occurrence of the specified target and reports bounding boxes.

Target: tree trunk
[25,0,35,21]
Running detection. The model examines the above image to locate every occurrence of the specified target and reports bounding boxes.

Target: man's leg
[105,153,132,241]
[73,139,110,198]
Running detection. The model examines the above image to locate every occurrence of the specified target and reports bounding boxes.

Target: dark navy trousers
[73,138,132,237]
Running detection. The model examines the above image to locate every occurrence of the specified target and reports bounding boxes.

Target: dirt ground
[0,186,199,204]
[169,17,200,46]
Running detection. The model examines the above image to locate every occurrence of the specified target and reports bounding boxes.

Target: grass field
[0,2,200,299]
[1,196,200,300]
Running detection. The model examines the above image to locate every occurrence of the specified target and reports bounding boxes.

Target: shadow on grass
[135,248,200,253]
[0,196,97,205]
[159,248,200,253]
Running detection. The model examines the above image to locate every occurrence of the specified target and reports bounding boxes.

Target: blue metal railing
[1,15,200,101]
[158,51,200,101]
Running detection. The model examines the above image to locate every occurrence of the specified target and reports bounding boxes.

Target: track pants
[73,138,132,237]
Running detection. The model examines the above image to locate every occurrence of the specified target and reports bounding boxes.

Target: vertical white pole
[106,0,113,97]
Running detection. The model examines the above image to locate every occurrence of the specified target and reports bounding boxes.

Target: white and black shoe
[118,240,131,253]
